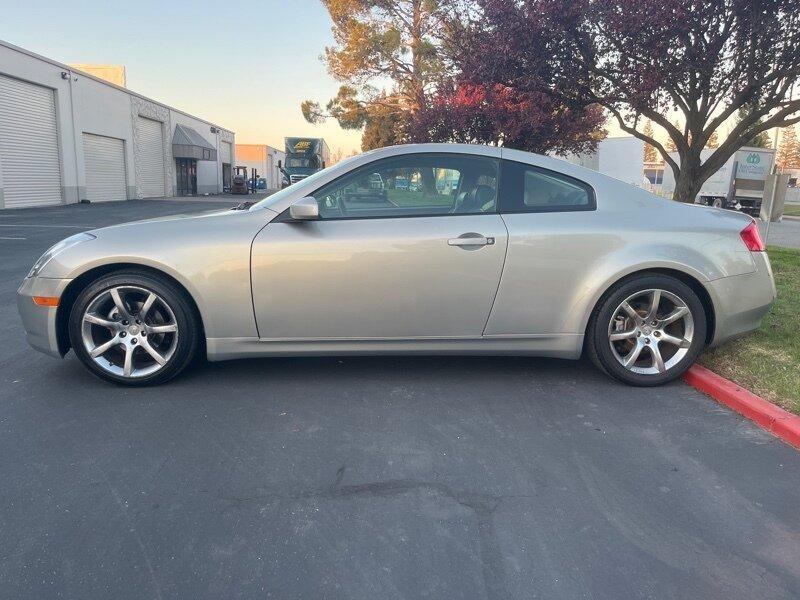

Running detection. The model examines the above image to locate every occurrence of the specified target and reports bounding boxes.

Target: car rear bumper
[17,277,72,358]
[707,252,776,347]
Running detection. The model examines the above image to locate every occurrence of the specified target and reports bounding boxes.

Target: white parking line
[0,236,27,240]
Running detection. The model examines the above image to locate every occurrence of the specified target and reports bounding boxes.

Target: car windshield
[286,156,319,169]
[250,154,362,211]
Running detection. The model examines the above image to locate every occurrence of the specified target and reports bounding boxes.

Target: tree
[302,0,470,150]
[705,129,719,149]
[330,147,345,165]
[665,121,679,153]
[642,120,659,162]
[409,81,605,155]
[472,0,800,202]
[736,106,772,148]
[361,97,409,150]
[776,125,800,172]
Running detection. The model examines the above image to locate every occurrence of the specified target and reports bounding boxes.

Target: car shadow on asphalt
[46,351,689,409]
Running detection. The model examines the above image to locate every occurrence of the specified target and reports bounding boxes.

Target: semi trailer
[279,137,330,188]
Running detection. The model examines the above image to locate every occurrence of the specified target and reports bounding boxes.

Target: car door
[251,152,508,340]
[485,158,599,336]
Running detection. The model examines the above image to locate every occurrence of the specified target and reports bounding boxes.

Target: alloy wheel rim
[80,285,178,378]
[607,288,694,375]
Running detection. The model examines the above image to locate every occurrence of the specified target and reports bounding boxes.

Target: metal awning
[172,124,217,161]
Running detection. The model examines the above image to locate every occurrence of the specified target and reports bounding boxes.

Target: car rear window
[500,160,596,213]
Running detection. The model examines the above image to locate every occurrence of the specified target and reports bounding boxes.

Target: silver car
[18,144,776,386]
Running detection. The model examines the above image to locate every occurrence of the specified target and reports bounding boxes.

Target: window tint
[311,153,499,219]
[500,160,595,213]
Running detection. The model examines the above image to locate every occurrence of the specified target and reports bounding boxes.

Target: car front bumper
[17,277,72,358]
[707,252,776,347]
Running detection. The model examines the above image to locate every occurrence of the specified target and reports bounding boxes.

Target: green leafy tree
[302,0,468,150]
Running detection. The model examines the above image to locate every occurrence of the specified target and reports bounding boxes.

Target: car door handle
[448,234,495,247]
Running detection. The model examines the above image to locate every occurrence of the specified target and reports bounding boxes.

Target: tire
[68,269,200,386]
[712,198,723,209]
[586,273,707,386]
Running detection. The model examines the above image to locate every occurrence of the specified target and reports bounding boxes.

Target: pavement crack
[331,465,346,491]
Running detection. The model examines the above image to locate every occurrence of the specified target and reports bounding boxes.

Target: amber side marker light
[32,296,60,307]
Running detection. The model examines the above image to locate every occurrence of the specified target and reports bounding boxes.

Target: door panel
[0,74,62,208]
[136,117,165,198]
[176,159,197,196]
[486,159,602,336]
[82,133,126,202]
[251,215,508,339]
[486,212,611,335]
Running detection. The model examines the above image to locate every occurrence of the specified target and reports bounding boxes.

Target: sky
[2,1,784,156]
[0,0,364,154]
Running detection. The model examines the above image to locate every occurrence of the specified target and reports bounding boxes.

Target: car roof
[360,143,614,186]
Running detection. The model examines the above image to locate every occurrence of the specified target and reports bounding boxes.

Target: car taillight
[739,221,765,252]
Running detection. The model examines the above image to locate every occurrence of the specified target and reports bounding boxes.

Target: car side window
[500,160,595,213]
[311,153,499,220]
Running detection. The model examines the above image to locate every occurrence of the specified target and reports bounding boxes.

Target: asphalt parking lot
[1,200,800,599]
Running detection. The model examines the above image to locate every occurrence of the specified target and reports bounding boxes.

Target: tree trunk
[672,168,704,203]
[670,148,706,203]
[421,167,437,195]
[409,0,426,112]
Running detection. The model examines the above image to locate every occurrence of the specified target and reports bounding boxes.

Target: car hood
[36,206,279,280]
[87,207,245,234]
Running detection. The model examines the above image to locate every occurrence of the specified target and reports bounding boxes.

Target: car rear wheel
[586,274,707,386]
[68,270,199,386]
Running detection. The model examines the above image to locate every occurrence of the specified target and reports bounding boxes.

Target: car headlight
[27,233,96,278]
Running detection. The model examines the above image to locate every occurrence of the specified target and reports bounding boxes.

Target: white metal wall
[82,133,126,202]
[0,74,62,208]
[220,141,232,165]
[1,41,235,208]
[136,116,165,198]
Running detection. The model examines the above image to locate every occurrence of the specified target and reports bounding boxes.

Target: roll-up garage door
[0,74,62,208]
[82,133,126,202]
[136,116,165,197]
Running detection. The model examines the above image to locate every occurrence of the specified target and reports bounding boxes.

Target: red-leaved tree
[466,0,800,202]
[410,81,605,155]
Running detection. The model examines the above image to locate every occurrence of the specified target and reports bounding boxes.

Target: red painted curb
[684,365,800,450]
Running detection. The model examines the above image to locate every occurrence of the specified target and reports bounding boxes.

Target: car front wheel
[68,270,200,386]
[586,274,707,386]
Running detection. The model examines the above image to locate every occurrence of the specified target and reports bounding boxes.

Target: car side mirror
[289,196,319,220]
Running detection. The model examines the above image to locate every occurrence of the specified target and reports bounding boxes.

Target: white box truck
[596,137,646,187]
[661,146,775,216]
[560,137,647,187]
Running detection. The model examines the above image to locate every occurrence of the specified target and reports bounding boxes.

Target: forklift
[231,166,250,195]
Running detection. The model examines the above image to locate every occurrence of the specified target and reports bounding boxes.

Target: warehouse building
[235,144,286,191]
[0,40,235,209]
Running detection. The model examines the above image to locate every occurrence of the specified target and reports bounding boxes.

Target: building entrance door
[176,158,197,196]
[222,163,231,192]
